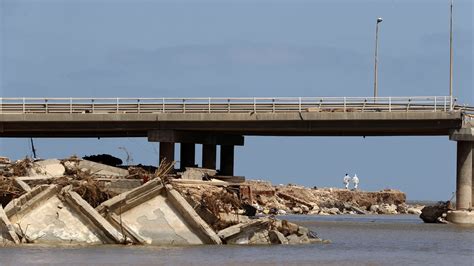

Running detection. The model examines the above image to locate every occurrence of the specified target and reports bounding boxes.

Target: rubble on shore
[0,156,326,246]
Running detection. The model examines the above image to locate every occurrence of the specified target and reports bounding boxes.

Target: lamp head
[377,17,383,23]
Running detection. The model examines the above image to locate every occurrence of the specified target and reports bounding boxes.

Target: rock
[369,204,379,213]
[325,207,340,215]
[286,234,310,244]
[268,230,288,244]
[248,229,271,244]
[291,207,303,214]
[301,205,310,213]
[378,204,398,214]
[420,202,451,223]
[297,226,309,237]
[397,203,408,214]
[407,207,422,215]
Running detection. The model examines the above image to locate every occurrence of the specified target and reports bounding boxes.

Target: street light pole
[373,17,383,100]
[449,0,454,110]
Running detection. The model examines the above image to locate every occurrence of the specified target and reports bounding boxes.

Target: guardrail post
[272,99,275,113]
[23,98,26,113]
[183,99,186,113]
[91,99,95,113]
[227,99,231,113]
[253,98,256,113]
[434,97,437,112]
[388,97,391,112]
[116,98,119,113]
[0,98,2,114]
[343,97,346,112]
[162,98,165,113]
[444,96,447,111]
[137,99,140,113]
[298,97,302,112]
[70,98,73,114]
[406,98,411,112]
[45,99,48,113]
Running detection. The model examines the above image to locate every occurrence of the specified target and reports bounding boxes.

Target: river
[0,214,472,265]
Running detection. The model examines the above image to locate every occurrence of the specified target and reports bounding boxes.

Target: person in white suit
[343,173,351,189]
[352,174,360,189]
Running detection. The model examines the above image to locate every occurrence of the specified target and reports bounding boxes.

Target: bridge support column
[455,141,472,210]
[202,144,216,170]
[220,145,234,176]
[159,142,175,164]
[180,143,196,170]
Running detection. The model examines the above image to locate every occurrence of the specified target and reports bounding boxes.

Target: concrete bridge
[1,96,473,223]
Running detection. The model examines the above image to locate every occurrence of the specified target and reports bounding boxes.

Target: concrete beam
[159,142,175,164]
[0,205,20,244]
[148,130,244,146]
[456,141,472,210]
[202,144,217,169]
[180,143,196,170]
[63,190,125,244]
[165,185,222,244]
[220,145,235,176]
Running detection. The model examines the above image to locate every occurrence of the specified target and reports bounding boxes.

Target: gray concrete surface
[0,112,463,137]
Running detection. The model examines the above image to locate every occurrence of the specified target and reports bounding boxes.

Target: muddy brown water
[0,215,473,266]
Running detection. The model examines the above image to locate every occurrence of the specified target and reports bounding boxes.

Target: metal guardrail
[0,96,465,114]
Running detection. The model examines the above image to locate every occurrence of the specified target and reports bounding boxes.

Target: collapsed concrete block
[28,159,65,178]
[217,218,270,243]
[97,180,221,245]
[0,205,20,244]
[5,185,123,244]
[78,160,128,177]
[180,168,217,180]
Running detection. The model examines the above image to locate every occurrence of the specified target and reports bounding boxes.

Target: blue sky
[1,0,472,200]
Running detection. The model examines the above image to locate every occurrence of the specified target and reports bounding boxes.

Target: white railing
[0,96,464,114]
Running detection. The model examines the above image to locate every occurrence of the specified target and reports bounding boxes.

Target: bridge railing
[0,96,460,114]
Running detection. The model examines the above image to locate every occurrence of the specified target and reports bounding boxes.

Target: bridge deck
[0,97,470,137]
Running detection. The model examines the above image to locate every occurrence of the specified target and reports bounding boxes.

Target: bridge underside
[0,112,463,138]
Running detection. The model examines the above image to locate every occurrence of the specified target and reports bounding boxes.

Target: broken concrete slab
[28,159,65,178]
[97,180,221,245]
[217,218,271,241]
[78,160,129,177]
[180,167,217,180]
[97,178,143,195]
[0,205,20,244]
[5,185,123,244]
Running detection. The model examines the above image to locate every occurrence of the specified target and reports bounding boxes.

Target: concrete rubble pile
[0,156,324,246]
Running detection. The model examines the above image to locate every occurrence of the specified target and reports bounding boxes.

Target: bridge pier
[180,143,196,170]
[202,144,217,169]
[447,128,474,224]
[455,141,472,210]
[220,145,234,176]
[159,142,175,164]
[148,130,243,174]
